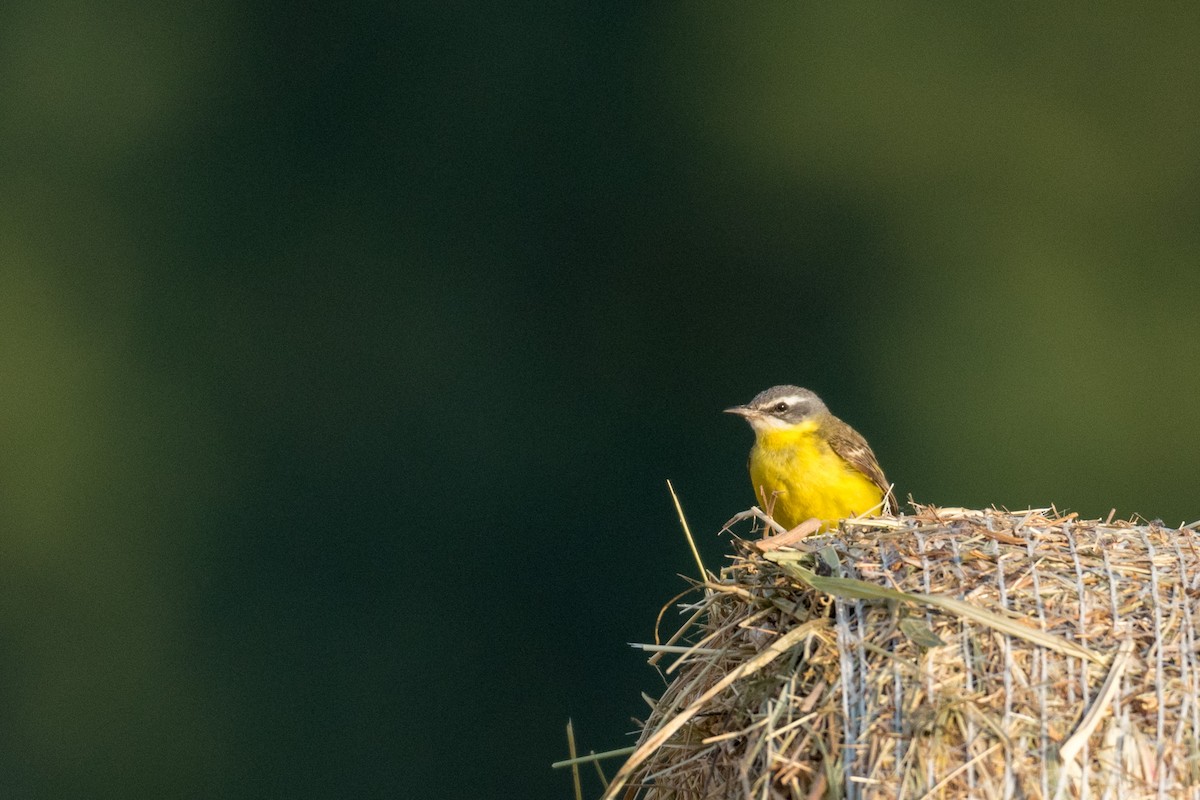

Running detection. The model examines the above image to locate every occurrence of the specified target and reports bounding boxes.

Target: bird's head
[724,385,828,433]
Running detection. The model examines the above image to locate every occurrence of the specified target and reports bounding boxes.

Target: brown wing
[821,415,897,514]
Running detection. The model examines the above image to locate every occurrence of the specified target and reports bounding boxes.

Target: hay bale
[605,506,1200,799]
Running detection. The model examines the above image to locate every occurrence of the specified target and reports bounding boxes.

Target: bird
[725,385,895,532]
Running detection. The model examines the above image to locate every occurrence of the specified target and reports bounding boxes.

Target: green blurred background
[3,2,1199,797]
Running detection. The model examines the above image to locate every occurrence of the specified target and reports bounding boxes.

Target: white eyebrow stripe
[764,395,807,408]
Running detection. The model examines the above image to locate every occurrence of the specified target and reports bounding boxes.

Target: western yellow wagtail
[726,385,895,531]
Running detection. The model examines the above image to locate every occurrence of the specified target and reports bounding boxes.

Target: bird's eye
[773,402,789,413]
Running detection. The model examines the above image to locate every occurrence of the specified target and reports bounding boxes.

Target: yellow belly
[748,423,884,531]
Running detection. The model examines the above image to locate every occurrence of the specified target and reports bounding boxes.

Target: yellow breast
[748,421,884,531]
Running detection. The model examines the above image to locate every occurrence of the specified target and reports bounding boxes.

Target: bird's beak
[723,405,755,418]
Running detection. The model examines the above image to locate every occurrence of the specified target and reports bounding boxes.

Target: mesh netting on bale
[603,506,1200,800]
